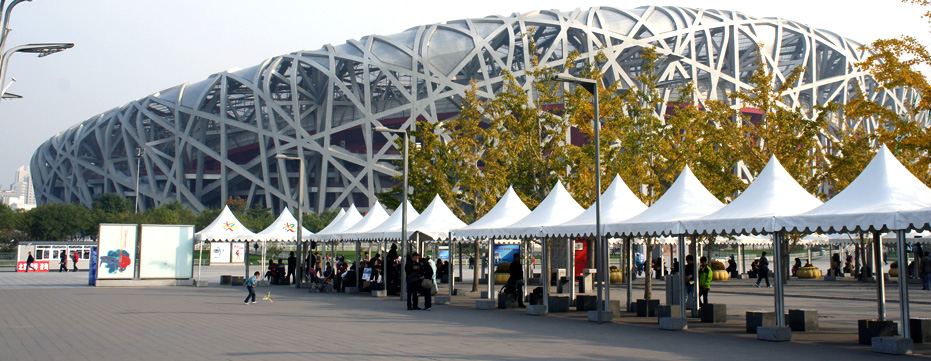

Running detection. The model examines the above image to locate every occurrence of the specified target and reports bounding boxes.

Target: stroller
[309,269,334,293]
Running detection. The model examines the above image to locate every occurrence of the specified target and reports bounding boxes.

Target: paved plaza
[0,266,929,360]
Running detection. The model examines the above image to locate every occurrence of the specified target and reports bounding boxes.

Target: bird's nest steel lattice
[31,6,921,213]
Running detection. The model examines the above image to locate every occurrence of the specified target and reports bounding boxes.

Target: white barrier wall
[97,224,138,279]
[139,225,194,279]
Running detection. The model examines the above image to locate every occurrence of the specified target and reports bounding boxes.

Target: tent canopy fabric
[357,201,421,241]
[776,145,931,234]
[542,174,648,237]
[681,156,823,236]
[313,208,346,235]
[898,207,931,232]
[253,208,313,242]
[334,201,390,241]
[386,194,467,241]
[451,186,532,240]
[604,166,724,237]
[491,181,584,239]
[311,204,363,241]
[195,206,257,241]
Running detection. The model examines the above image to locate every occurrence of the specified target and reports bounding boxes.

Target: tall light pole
[552,73,609,322]
[276,153,306,289]
[0,43,74,104]
[375,125,409,301]
[134,147,144,213]
[0,0,32,54]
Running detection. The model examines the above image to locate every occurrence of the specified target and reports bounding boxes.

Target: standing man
[755,252,771,288]
[287,251,297,284]
[684,255,695,307]
[72,250,80,272]
[921,251,931,290]
[468,255,475,270]
[698,256,712,306]
[508,252,526,308]
[59,251,69,272]
[25,251,36,272]
[406,253,423,310]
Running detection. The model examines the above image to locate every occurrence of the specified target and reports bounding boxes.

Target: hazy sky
[0,0,927,188]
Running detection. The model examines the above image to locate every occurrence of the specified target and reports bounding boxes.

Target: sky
[0,0,927,188]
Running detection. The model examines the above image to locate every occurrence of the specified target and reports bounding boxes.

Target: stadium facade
[31,6,918,213]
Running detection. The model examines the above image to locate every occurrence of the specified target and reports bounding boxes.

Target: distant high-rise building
[0,165,36,210]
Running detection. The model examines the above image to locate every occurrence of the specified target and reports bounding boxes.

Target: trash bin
[580,268,596,293]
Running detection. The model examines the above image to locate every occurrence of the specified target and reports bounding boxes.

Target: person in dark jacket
[406,253,423,310]
[684,255,695,306]
[387,244,400,295]
[921,252,931,290]
[755,252,771,287]
[60,251,69,272]
[419,257,434,311]
[508,252,525,307]
[287,251,297,284]
[726,255,738,278]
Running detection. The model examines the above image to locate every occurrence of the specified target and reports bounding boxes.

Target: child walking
[244,271,259,304]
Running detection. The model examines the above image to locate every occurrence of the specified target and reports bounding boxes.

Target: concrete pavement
[0,266,928,360]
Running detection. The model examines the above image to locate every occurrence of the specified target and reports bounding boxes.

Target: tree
[303,208,341,233]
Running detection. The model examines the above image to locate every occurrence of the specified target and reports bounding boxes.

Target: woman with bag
[419,257,434,311]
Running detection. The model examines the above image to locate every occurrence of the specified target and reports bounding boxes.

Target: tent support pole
[244,241,250,279]
[625,236,632,311]
[488,239,495,301]
[677,234,687,319]
[449,234,455,297]
[569,238,576,303]
[773,232,785,327]
[197,241,203,283]
[896,229,910,338]
[542,237,549,313]
[874,231,887,321]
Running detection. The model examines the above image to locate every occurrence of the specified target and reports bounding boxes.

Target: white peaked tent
[451,186,532,240]
[604,166,724,237]
[775,145,931,342]
[358,201,421,241]
[254,208,313,242]
[195,206,256,241]
[386,195,466,241]
[492,181,584,239]
[543,174,648,237]
[312,204,363,241]
[682,156,823,235]
[314,208,346,235]
[777,146,931,233]
[334,201,390,241]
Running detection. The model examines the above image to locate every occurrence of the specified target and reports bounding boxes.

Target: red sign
[17,261,49,272]
[574,239,588,277]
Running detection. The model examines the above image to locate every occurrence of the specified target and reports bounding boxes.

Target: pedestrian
[244,271,259,304]
[508,252,526,307]
[698,256,712,306]
[420,257,434,311]
[684,255,695,307]
[72,250,80,272]
[755,252,771,288]
[25,251,36,272]
[406,252,423,310]
[922,252,931,290]
[60,251,68,272]
[468,255,475,270]
[287,251,297,284]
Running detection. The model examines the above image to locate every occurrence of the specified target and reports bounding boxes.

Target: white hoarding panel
[231,242,245,263]
[211,243,230,263]
[97,224,137,279]
[140,225,194,279]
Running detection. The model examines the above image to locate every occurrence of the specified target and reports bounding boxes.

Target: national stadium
[30,6,920,213]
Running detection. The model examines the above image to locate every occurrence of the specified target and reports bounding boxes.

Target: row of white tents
[193,145,931,344]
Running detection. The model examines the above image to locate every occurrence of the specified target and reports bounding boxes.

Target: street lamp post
[0,0,32,53]
[134,147,144,213]
[374,126,409,301]
[0,43,74,104]
[276,154,306,289]
[552,73,609,322]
